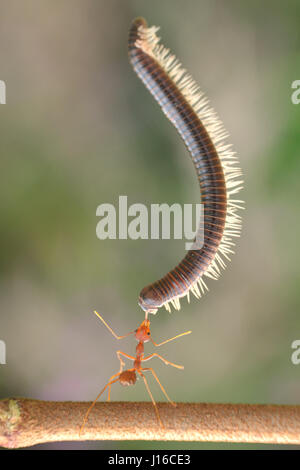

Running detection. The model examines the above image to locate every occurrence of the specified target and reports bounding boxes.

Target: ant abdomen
[119,370,136,386]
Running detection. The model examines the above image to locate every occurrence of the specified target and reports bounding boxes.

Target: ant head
[135,318,151,343]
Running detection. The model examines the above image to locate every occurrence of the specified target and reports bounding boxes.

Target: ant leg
[116,350,136,373]
[142,367,176,407]
[79,372,120,436]
[94,310,135,340]
[151,330,191,347]
[138,370,163,428]
[142,353,184,370]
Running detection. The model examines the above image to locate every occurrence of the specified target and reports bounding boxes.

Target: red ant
[80,310,191,433]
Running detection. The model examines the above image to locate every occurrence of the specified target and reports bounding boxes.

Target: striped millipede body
[128,18,243,315]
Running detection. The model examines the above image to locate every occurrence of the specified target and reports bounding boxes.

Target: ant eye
[147,332,150,335]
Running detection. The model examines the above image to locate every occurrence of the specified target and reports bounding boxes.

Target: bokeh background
[0,0,300,450]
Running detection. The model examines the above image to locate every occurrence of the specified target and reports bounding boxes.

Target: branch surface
[0,399,299,448]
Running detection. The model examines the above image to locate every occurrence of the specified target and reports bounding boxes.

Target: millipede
[128,17,243,316]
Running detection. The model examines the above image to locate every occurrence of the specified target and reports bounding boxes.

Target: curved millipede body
[128,18,243,314]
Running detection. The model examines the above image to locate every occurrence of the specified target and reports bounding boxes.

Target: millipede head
[138,285,161,313]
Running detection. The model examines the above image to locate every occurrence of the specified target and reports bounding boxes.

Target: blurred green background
[0,0,300,450]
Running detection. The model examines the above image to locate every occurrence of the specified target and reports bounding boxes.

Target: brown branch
[0,398,300,448]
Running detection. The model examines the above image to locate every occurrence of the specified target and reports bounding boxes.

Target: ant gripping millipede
[80,310,191,433]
